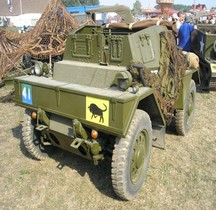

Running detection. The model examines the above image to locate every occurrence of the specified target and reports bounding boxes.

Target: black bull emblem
[88,103,107,123]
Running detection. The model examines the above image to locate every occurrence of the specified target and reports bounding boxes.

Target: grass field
[0,86,215,210]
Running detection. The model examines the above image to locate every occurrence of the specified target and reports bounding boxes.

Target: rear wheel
[175,80,196,135]
[22,109,50,160]
[111,110,152,200]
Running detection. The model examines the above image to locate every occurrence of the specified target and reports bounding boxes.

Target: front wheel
[175,80,196,135]
[111,110,152,200]
[22,109,50,160]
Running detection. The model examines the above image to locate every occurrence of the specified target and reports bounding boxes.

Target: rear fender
[137,90,166,149]
[174,69,197,110]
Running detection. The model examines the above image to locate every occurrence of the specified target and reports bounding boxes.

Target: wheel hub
[130,130,148,184]
[186,92,194,125]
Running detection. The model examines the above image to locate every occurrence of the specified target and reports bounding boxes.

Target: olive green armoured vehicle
[14,15,197,200]
[192,24,216,88]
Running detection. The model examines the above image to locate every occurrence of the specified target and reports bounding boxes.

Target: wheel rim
[130,129,149,184]
[186,91,195,126]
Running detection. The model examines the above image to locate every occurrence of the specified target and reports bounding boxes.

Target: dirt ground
[0,85,215,210]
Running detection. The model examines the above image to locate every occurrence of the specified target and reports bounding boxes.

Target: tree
[155,4,192,12]
[173,4,191,12]
[80,0,99,5]
[62,0,100,7]
[132,0,142,15]
[62,0,80,7]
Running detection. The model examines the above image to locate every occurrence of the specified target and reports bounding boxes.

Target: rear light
[31,112,37,119]
[91,130,98,139]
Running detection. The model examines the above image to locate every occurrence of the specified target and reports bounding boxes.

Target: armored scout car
[14,9,197,200]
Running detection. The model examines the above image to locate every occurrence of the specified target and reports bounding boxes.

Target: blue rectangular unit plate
[21,83,32,105]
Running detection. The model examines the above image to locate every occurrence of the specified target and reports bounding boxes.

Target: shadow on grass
[12,124,22,140]
[165,117,178,135]
[51,149,119,200]
[11,124,120,200]
[196,85,216,93]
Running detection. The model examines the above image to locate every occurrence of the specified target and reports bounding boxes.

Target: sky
[99,0,215,10]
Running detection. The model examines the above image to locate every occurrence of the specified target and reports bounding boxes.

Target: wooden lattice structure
[0,0,80,81]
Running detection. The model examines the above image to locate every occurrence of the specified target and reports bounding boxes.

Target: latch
[36,124,48,131]
[110,35,123,61]
[70,138,84,149]
[139,34,150,46]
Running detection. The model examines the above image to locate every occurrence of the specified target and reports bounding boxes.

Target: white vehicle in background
[8,13,41,31]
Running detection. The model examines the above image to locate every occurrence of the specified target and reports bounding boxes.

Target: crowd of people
[142,9,216,53]
[171,12,197,52]
[145,12,198,52]
[205,15,216,24]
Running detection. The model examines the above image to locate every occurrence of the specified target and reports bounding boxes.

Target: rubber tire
[175,80,196,136]
[22,109,49,160]
[111,110,152,200]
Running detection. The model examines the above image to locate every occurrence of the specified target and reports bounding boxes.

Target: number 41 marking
[21,84,32,105]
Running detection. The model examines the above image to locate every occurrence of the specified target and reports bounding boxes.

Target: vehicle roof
[86,4,134,24]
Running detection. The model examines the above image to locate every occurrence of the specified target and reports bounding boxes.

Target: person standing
[176,12,185,30]
[178,16,197,52]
